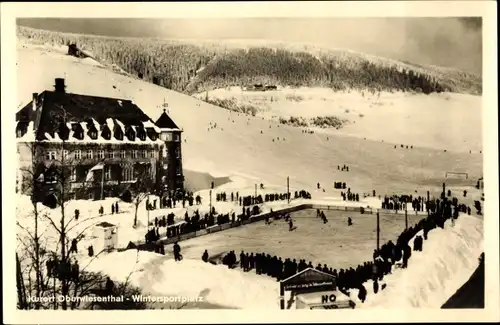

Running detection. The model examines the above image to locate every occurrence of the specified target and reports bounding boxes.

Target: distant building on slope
[15,78,184,204]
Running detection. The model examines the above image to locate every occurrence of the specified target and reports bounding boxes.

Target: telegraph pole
[376,211,380,250]
[287,176,290,204]
[209,189,212,216]
[405,204,408,230]
[427,190,430,217]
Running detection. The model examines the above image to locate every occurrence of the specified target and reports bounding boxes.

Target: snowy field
[196,86,482,153]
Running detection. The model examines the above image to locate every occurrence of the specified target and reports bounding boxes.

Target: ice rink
[177,208,427,269]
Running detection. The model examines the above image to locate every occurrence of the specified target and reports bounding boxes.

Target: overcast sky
[18,17,482,75]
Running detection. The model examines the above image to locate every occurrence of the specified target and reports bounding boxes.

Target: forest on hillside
[17,26,482,95]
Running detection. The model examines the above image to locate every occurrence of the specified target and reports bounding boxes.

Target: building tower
[155,109,184,195]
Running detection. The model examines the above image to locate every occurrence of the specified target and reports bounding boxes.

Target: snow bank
[151,259,279,309]
[354,214,483,308]
[83,250,279,309]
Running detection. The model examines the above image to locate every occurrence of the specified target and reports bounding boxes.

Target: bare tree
[123,161,155,228]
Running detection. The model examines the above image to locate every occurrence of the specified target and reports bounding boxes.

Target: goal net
[445,172,468,179]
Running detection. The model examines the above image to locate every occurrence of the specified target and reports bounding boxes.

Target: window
[150,151,156,159]
[97,150,104,159]
[63,150,69,160]
[120,150,126,159]
[176,166,182,175]
[162,146,168,159]
[75,150,82,160]
[122,167,134,181]
[132,150,137,159]
[104,166,112,181]
[150,133,157,141]
[86,150,93,159]
[141,150,147,158]
[70,168,77,182]
[107,151,114,159]
[45,151,57,160]
[173,133,180,142]
[175,147,181,159]
[89,130,97,140]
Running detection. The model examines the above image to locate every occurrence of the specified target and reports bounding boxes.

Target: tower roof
[155,109,180,130]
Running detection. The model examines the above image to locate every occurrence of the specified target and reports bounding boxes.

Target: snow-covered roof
[15,86,180,144]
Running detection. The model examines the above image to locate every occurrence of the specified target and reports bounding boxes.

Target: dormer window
[88,127,98,140]
[101,125,111,140]
[137,127,146,141]
[125,126,135,141]
[58,122,70,141]
[149,132,158,141]
[71,123,84,140]
[16,122,28,138]
[114,125,124,141]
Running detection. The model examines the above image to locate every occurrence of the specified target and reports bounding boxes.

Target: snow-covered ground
[13,43,485,310]
[195,86,482,153]
[78,213,484,309]
[16,44,482,199]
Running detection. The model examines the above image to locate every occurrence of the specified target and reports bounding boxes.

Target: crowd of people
[97,202,120,216]
[45,254,80,283]
[214,189,311,207]
[333,182,347,190]
[381,194,428,212]
[157,191,202,210]
[341,189,360,202]
[338,164,350,172]
[144,204,269,244]
[216,190,474,304]
[394,144,414,149]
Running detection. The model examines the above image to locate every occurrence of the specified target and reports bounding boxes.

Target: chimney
[54,78,66,93]
[32,93,38,112]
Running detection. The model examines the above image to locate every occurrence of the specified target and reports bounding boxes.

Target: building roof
[281,267,336,289]
[16,89,180,141]
[95,221,116,228]
[155,109,180,130]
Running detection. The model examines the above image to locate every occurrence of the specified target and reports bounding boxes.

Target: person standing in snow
[173,242,182,261]
[288,218,294,231]
[202,250,209,262]
[70,238,78,254]
[115,202,119,213]
[105,276,115,295]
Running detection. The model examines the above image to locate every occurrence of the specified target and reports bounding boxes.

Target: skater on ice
[348,217,353,226]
